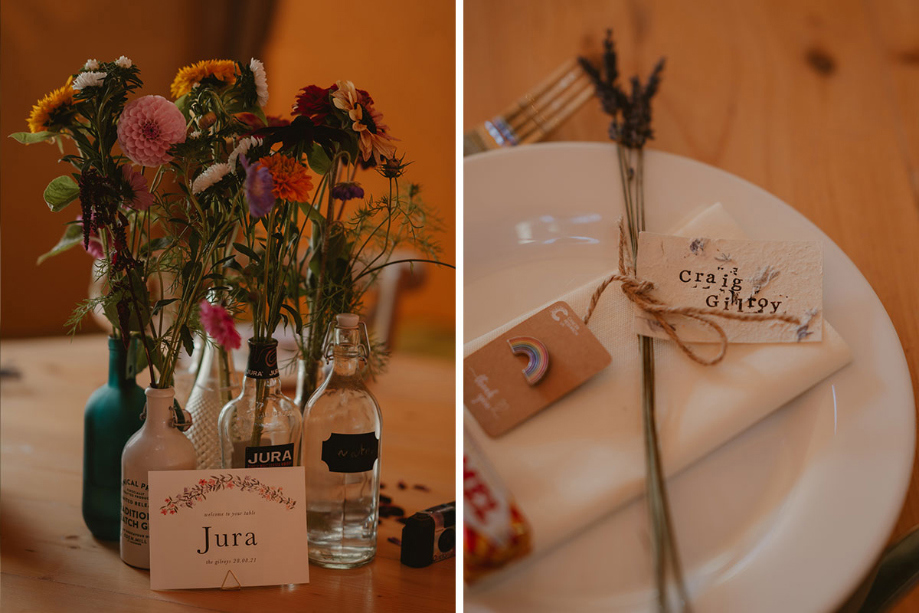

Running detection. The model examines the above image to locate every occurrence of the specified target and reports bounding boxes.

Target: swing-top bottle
[302,313,382,568]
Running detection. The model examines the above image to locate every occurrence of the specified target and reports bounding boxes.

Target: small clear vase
[184,337,240,469]
[173,336,204,409]
[294,357,327,413]
[218,338,301,469]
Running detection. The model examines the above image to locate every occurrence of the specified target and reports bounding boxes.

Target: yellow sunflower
[170,60,237,99]
[27,76,75,133]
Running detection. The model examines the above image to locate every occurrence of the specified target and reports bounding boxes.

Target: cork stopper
[336,313,360,328]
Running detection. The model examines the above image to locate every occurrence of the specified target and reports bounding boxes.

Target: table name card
[149,467,309,590]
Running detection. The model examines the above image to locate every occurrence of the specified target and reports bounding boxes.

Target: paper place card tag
[149,467,309,590]
[635,233,823,343]
[464,301,612,437]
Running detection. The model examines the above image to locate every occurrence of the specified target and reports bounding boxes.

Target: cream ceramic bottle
[120,387,196,568]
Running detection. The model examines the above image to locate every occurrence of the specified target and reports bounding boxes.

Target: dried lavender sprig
[584,29,689,612]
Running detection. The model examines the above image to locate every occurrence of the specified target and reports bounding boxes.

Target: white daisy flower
[73,71,107,90]
[191,163,231,194]
[84,59,99,71]
[228,136,262,172]
[114,55,133,69]
[250,58,269,107]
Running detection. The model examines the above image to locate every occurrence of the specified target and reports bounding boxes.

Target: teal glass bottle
[82,337,146,540]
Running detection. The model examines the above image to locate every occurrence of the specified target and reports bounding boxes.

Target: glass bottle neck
[240,374,284,390]
[329,327,363,380]
[108,337,136,388]
[331,350,362,378]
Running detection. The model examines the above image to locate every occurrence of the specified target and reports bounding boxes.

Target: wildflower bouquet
[256,80,447,401]
[14,56,269,389]
[18,56,450,401]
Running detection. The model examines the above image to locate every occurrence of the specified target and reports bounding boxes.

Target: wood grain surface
[0,335,455,612]
[465,0,919,610]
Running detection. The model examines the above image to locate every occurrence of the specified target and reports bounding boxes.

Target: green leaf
[299,201,327,225]
[10,131,56,144]
[128,338,148,378]
[250,106,268,125]
[174,94,190,115]
[340,134,360,166]
[181,261,195,283]
[43,175,80,212]
[152,298,179,315]
[306,143,332,175]
[37,223,83,265]
[215,254,237,266]
[189,230,200,260]
[140,236,174,255]
[180,325,195,357]
[280,303,303,331]
[233,242,261,262]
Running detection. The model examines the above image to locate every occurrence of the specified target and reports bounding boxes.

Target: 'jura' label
[122,478,149,545]
[245,443,295,468]
[246,341,279,379]
[321,432,379,473]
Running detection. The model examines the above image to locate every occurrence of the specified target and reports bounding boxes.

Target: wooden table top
[465,0,919,610]
[0,335,456,612]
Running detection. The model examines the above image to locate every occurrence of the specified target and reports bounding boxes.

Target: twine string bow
[583,219,806,366]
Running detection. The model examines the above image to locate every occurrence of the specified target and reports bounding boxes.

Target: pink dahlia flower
[199,301,241,350]
[117,95,186,167]
[122,165,155,210]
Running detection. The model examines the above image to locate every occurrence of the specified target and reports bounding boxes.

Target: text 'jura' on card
[635,233,823,343]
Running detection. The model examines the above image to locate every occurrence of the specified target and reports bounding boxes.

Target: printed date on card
[635,233,823,343]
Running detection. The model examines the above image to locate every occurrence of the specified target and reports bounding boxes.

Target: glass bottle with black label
[303,313,382,568]
[218,338,301,470]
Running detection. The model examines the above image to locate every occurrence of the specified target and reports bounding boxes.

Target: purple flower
[240,155,275,218]
[331,182,365,202]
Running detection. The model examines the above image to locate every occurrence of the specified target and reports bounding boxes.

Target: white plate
[463,144,915,612]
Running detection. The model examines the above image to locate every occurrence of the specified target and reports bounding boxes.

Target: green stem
[354,258,452,281]
[626,144,690,613]
[250,378,268,447]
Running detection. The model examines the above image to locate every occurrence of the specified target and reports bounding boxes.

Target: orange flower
[258,155,313,202]
[170,60,237,99]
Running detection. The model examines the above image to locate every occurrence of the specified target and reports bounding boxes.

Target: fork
[464,58,594,156]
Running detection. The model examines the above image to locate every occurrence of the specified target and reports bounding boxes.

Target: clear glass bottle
[218,338,301,469]
[294,357,328,413]
[172,335,204,409]
[303,313,382,568]
[185,336,240,469]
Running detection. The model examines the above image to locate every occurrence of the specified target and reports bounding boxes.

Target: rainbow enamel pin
[507,336,549,385]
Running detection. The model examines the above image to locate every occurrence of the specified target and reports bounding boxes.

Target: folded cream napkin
[464,203,852,554]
